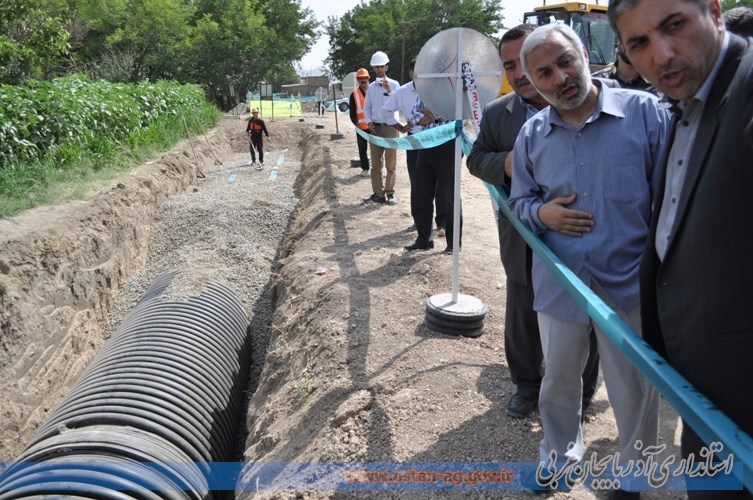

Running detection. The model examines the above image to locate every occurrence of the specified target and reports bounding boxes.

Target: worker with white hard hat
[363,51,400,205]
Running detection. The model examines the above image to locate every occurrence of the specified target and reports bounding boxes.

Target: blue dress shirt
[509,82,671,324]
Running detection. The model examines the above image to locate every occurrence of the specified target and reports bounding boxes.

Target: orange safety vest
[352,88,368,130]
[247,118,264,134]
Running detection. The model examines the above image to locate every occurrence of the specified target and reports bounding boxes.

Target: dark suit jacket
[467,93,531,285]
[640,34,753,437]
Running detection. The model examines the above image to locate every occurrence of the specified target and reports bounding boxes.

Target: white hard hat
[370,51,390,66]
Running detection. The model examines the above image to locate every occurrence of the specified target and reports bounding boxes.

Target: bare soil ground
[0,111,686,499]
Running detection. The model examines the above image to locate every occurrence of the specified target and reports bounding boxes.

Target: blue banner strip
[354,121,474,156]
[0,461,744,491]
[483,183,753,493]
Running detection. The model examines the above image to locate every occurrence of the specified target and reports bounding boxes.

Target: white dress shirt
[364,76,400,124]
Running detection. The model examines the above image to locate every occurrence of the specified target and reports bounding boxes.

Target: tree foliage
[722,0,753,10]
[189,0,269,97]
[0,0,70,84]
[187,0,317,97]
[1,0,318,93]
[105,0,196,81]
[259,0,319,78]
[325,0,504,82]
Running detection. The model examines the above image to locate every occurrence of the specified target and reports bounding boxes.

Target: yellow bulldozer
[498,1,617,95]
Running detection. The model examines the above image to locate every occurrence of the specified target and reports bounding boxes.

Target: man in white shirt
[382,58,447,242]
[363,50,400,205]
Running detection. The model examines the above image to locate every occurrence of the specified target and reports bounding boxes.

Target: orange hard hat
[356,68,370,79]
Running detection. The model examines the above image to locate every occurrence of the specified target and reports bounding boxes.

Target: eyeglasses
[357,78,369,82]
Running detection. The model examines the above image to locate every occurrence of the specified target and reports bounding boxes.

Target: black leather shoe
[506,392,537,419]
[404,240,434,251]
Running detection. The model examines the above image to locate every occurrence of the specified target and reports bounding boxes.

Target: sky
[297,0,531,75]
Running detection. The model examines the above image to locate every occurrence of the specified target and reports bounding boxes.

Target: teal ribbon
[355,121,468,150]
[485,183,753,491]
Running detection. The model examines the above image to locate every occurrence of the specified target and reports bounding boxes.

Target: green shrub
[0,75,219,217]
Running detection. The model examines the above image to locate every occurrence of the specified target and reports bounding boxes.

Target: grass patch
[0,107,219,218]
[296,377,315,399]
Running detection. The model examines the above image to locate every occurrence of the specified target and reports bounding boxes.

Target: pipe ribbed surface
[0,271,252,499]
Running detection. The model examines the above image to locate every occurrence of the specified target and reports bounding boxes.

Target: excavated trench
[0,116,329,496]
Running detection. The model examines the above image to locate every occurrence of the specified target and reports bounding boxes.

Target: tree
[0,0,70,84]
[188,0,269,103]
[70,0,128,64]
[3,0,319,98]
[257,0,319,89]
[188,0,317,99]
[722,0,753,10]
[105,0,196,81]
[325,0,503,83]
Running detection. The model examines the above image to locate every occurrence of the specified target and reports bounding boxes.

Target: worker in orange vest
[246,108,270,170]
[349,68,371,178]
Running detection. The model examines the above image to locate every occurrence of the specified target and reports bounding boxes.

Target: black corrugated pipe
[0,271,252,499]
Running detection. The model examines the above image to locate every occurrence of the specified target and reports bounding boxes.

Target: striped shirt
[509,81,671,323]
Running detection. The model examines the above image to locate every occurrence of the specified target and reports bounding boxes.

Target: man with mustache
[509,23,670,497]
[467,24,600,420]
[610,1,753,498]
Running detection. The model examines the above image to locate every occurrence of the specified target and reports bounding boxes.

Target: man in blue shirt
[467,24,600,420]
[509,24,670,498]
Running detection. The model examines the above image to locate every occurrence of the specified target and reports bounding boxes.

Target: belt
[374,122,388,126]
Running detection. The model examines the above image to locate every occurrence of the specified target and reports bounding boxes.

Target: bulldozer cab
[523,2,617,72]
[495,2,617,98]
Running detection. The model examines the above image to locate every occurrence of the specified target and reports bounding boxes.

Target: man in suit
[610,1,753,498]
[383,59,449,250]
[466,24,600,420]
